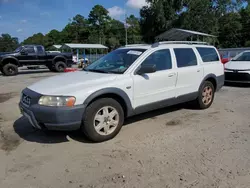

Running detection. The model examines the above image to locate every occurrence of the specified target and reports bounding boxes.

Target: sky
[0,0,148,42]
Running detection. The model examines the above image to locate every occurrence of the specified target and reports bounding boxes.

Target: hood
[28,71,117,95]
[225,61,250,70]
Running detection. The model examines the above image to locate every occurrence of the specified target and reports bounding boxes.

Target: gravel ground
[0,69,250,188]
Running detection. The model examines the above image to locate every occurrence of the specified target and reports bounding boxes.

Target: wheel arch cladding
[1,57,19,66]
[83,88,134,117]
[200,74,217,91]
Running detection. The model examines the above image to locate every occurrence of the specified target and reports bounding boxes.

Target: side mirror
[137,64,156,75]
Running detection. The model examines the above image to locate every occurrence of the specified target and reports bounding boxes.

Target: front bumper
[225,71,250,83]
[19,102,85,130]
[19,88,85,131]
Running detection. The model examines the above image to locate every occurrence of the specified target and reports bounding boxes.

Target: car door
[173,48,203,97]
[19,46,38,65]
[133,49,177,109]
[36,46,47,64]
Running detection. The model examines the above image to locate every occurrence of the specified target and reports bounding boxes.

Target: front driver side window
[141,49,172,71]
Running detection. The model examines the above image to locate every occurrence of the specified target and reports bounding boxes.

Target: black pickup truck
[0,45,73,76]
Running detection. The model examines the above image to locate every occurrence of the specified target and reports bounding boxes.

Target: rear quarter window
[196,47,219,62]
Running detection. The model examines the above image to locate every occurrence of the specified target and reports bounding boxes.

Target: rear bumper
[19,102,85,131]
[66,59,73,67]
[216,74,225,91]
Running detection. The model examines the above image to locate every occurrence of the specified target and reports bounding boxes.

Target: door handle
[197,69,201,72]
[168,73,176,77]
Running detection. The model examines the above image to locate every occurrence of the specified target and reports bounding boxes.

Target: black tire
[2,63,18,76]
[0,67,3,74]
[195,81,215,109]
[54,61,66,72]
[82,98,124,142]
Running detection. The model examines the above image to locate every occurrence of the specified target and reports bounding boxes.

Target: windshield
[14,46,23,53]
[232,52,250,61]
[84,48,146,74]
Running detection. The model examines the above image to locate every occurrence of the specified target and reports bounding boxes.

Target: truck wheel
[195,81,215,109]
[2,63,18,76]
[82,98,124,142]
[54,61,66,72]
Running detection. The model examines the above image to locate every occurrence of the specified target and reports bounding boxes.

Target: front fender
[52,56,67,64]
[0,56,19,66]
[83,87,134,117]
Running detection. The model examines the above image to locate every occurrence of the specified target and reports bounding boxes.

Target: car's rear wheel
[196,81,215,109]
[82,98,124,142]
[2,63,18,76]
[54,61,66,72]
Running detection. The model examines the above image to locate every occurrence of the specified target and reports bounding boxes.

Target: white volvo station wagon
[19,41,224,142]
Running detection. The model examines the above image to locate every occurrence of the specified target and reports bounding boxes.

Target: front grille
[225,72,250,81]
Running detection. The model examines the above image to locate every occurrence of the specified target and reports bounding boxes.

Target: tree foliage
[0,34,19,52]
[1,2,250,52]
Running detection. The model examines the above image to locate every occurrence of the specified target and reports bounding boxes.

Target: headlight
[38,96,76,107]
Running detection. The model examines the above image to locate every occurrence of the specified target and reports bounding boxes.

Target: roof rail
[125,44,149,47]
[152,41,209,48]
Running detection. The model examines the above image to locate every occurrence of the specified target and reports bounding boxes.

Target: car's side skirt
[133,92,198,115]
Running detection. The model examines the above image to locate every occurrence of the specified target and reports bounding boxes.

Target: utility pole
[124,0,128,45]
[125,13,128,45]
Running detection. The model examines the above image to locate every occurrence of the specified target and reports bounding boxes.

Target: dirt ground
[0,69,250,188]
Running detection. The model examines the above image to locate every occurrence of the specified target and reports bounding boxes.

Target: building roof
[155,28,216,41]
[53,45,62,49]
[62,43,108,49]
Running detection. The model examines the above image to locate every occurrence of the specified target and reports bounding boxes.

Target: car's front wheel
[196,81,215,109]
[82,98,124,142]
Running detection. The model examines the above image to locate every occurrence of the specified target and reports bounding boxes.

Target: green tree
[140,0,183,42]
[22,33,46,46]
[126,15,142,44]
[88,5,111,44]
[240,5,250,46]
[45,29,61,48]
[218,12,242,47]
[107,19,125,46]
[0,34,19,52]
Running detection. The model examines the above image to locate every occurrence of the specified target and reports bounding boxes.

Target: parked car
[0,45,73,76]
[224,51,250,83]
[19,41,224,142]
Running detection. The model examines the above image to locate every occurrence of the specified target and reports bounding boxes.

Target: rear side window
[37,46,44,54]
[174,48,197,68]
[196,47,219,62]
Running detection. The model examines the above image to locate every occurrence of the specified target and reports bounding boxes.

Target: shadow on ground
[13,116,92,144]
[13,103,189,144]
[0,69,52,77]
